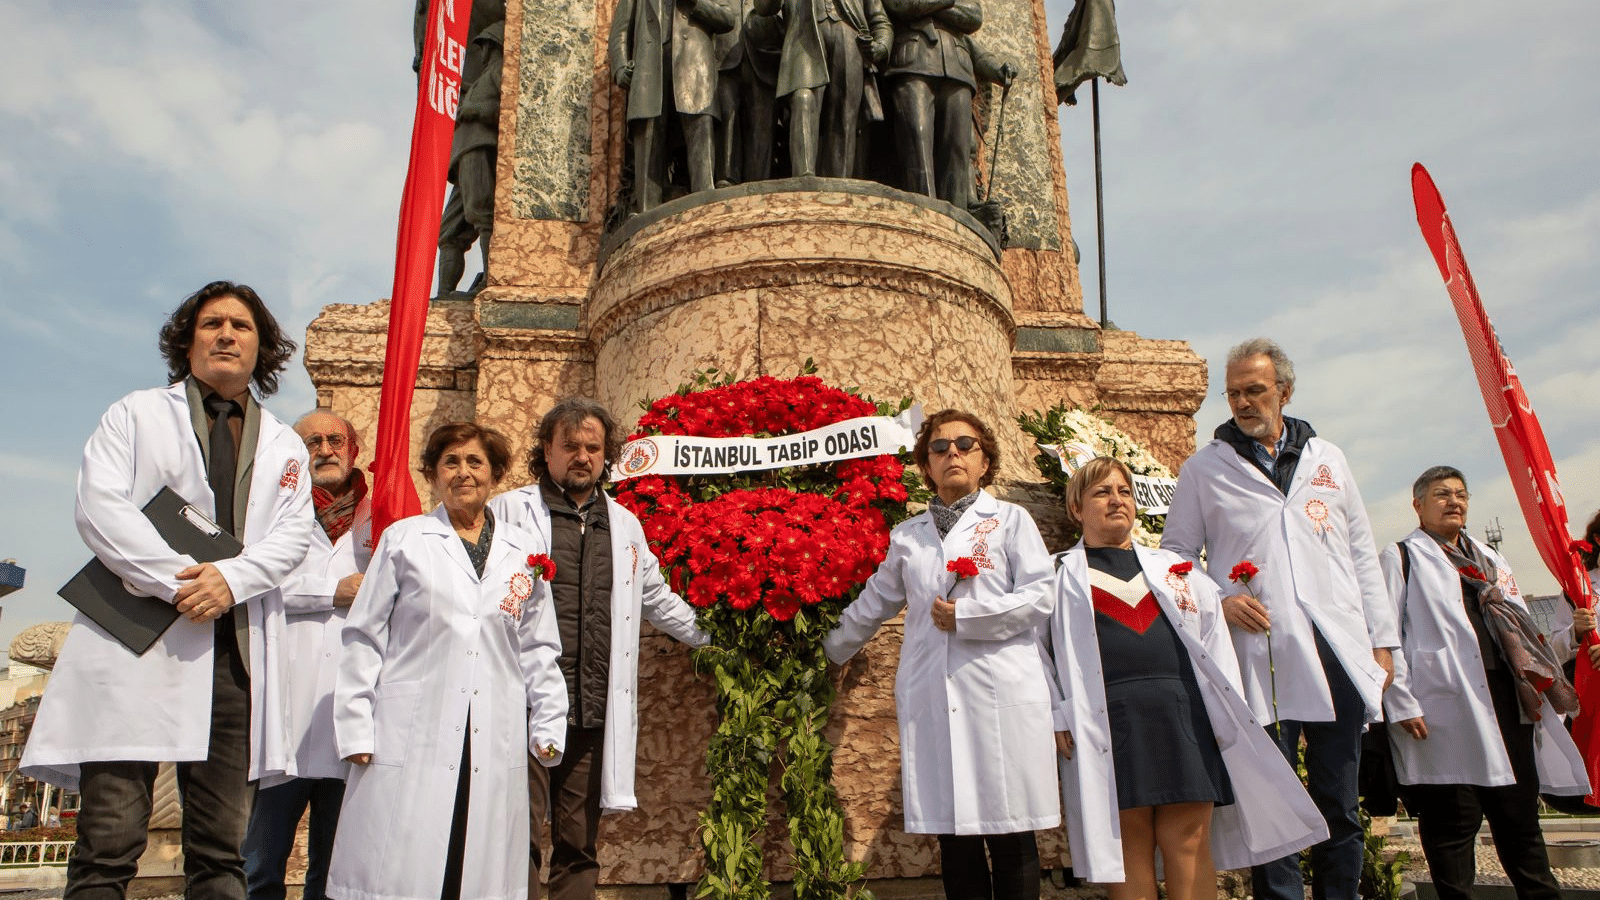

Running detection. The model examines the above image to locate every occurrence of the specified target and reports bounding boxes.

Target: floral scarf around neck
[1432,532,1579,722]
[312,467,369,544]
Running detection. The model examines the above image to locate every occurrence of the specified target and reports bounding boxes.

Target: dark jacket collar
[1214,416,1317,495]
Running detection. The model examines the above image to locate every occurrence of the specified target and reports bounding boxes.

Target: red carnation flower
[1228,561,1259,585]
[947,557,980,580]
[1169,561,1193,577]
[526,554,557,581]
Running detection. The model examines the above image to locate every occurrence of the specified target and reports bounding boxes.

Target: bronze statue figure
[882,0,1013,210]
[759,0,892,178]
[714,4,785,185]
[610,0,738,211]
[436,4,507,295]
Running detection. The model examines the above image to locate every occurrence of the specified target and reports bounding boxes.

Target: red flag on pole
[370,0,475,542]
[1411,162,1600,803]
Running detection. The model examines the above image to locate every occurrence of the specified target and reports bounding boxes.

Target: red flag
[370,0,474,542]
[1411,162,1600,803]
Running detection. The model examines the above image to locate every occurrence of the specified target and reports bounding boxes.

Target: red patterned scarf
[313,468,368,544]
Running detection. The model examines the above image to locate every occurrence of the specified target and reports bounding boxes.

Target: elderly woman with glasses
[1045,456,1323,900]
[824,409,1058,900]
[1385,466,1591,900]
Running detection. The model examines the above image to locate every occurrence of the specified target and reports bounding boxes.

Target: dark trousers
[528,725,605,900]
[441,734,472,900]
[66,620,252,900]
[1401,669,1562,900]
[241,777,345,900]
[936,832,1040,900]
[890,73,977,208]
[1253,631,1365,900]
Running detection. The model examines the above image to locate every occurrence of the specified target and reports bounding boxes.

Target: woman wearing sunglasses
[825,409,1058,900]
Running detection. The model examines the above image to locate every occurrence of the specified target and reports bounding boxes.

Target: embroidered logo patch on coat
[279,459,300,491]
[1310,465,1341,491]
[969,517,1000,570]
[1165,572,1199,613]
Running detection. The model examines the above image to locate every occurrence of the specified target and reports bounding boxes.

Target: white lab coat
[274,495,373,781]
[823,490,1060,835]
[22,383,312,790]
[1046,544,1327,882]
[489,485,708,814]
[1162,436,1397,724]
[328,506,567,900]
[1382,530,1588,795]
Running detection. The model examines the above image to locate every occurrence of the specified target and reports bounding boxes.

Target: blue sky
[1,1,1597,654]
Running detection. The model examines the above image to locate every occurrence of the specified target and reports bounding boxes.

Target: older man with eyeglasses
[242,411,372,900]
[1162,337,1397,900]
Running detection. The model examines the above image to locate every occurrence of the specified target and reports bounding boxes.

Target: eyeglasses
[929,436,980,455]
[303,433,347,451]
[1429,488,1470,502]
[1221,384,1277,402]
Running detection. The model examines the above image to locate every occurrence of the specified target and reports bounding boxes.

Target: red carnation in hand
[526,554,558,581]
[947,557,980,580]
[1169,561,1193,577]
[1228,561,1259,585]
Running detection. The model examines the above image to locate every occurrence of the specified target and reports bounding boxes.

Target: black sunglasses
[929,436,980,454]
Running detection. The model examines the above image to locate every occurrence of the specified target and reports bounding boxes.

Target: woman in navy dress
[1046,457,1325,900]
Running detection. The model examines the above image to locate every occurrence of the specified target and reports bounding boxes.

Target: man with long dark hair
[23,281,313,900]
[490,397,706,900]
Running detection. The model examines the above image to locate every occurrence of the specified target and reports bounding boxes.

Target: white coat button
[449,764,455,771]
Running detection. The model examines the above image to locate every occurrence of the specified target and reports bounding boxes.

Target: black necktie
[205,395,241,536]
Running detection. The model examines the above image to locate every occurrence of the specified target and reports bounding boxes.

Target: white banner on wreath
[1040,443,1177,516]
[612,407,924,480]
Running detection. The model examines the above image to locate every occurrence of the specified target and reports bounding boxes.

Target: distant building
[1526,594,1575,645]
[0,559,22,601]
[0,659,74,826]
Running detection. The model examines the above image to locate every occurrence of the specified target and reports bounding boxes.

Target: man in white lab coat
[242,411,372,900]
[490,398,707,900]
[1162,338,1397,900]
[23,281,313,900]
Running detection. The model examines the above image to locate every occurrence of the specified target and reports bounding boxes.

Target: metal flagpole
[1092,77,1108,327]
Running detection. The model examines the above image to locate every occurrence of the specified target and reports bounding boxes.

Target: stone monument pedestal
[304,0,1208,880]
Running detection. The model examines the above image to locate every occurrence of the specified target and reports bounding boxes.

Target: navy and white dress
[1086,546,1232,809]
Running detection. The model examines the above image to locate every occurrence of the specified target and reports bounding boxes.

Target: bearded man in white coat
[243,411,372,900]
[1385,466,1591,900]
[23,281,314,900]
[1161,338,1397,900]
[489,398,708,900]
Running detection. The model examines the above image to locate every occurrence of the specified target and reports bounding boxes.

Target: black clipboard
[58,487,243,655]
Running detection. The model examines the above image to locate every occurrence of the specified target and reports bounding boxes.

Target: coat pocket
[1409,649,1455,699]
[371,680,423,767]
